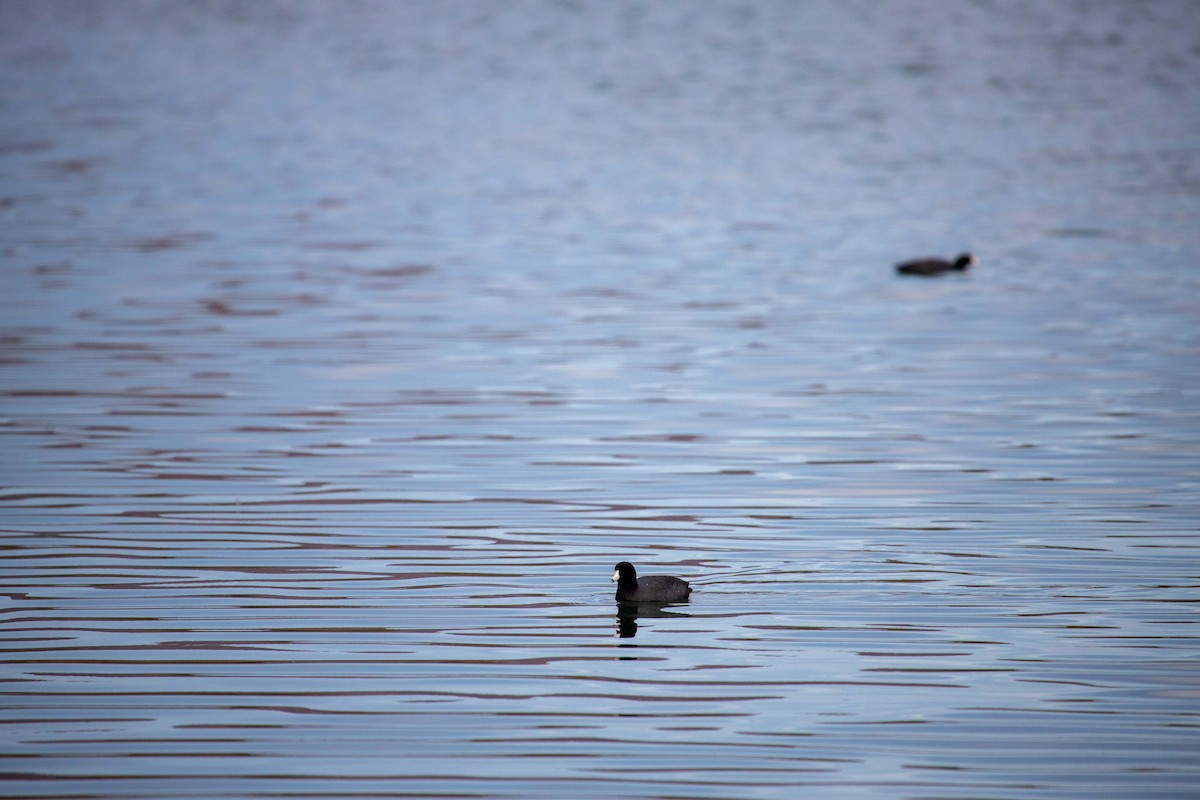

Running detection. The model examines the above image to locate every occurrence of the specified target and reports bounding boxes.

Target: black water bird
[612,561,692,603]
[895,252,974,276]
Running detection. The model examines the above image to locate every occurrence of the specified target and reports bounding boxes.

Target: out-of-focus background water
[2,1,1198,798]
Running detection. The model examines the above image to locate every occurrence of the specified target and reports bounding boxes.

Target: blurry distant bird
[895,252,974,276]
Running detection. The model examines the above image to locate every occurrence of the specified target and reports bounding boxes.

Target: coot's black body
[612,561,692,603]
[896,252,974,276]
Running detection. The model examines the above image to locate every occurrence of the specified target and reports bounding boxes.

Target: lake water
[2,2,1199,798]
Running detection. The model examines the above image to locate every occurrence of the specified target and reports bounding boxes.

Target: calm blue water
[2,2,1198,798]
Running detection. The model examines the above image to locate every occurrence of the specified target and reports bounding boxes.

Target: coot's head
[953,253,974,270]
[612,561,636,585]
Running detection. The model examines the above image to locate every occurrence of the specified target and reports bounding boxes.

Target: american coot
[612,561,692,603]
[895,252,974,276]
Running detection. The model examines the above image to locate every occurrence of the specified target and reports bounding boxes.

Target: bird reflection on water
[615,600,691,638]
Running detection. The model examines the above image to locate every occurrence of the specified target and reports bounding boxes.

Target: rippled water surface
[2,2,1199,798]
